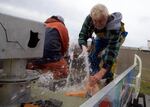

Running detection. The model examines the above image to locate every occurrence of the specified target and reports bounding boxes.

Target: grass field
[140,80,150,95]
[140,68,150,95]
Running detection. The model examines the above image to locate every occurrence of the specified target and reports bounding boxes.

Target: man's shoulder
[46,27,59,35]
[85,14,93,24]
[86,14,92,20]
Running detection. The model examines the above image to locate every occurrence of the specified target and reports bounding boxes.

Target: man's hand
[89,76,97,87]
[78,45,88,58]
[89,68,107,86]
[82,45,88,52]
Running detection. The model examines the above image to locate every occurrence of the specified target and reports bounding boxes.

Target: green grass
[140,80,150,95]
[141,68,150,82]
[139,68,150,95]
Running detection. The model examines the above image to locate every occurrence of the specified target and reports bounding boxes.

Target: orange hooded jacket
[44,18,69,55]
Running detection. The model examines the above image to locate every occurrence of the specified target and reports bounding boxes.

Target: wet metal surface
[31,83,88,107]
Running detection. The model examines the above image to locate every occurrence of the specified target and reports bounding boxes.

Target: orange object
[99,97,112,107]
[65,82,100,98]
[24,104,39,107]
[65,90,87,98]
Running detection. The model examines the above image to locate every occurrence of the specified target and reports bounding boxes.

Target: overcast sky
[0,0,150,47]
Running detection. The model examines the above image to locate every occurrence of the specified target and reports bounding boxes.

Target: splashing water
[35,43,91,92]
[65,43,75,87]
[37,71,53,87]
[26,85,31,88]
[83,52,90,80]
[64,44,91,91]
[10,94,17,102]
[20,88,26,93]
[40,91,45,95]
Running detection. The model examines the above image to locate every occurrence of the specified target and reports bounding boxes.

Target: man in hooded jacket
[27,15,69,80]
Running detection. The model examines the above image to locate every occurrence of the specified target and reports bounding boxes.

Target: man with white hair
[78,4,128,86]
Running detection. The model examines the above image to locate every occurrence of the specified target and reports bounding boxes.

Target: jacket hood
[106,12,122,30]
[44,18,58,24]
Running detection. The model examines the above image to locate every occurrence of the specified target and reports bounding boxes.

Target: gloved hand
[78,45,88,58]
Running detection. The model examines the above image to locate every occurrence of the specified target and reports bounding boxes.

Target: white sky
[0,0,150,47]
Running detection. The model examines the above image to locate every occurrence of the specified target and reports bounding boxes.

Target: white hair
[90,4,109,20]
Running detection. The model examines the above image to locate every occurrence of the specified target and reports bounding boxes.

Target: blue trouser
[89,37,113,79]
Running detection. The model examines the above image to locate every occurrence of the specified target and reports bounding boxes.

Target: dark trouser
[88,37,113,79]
